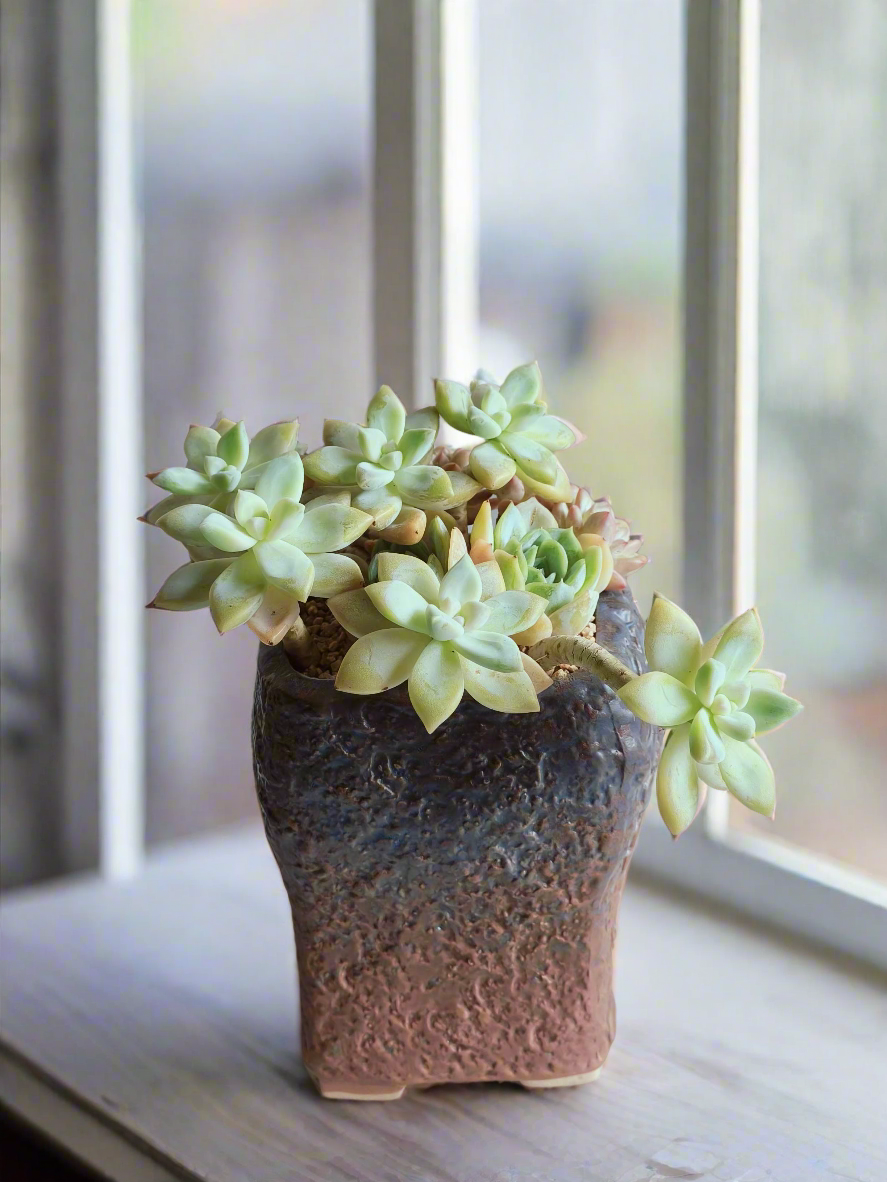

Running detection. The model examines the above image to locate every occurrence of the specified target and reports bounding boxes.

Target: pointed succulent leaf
[208,551,266,633]
[357,426,386,462]
[475,558,508,599]
[443,470,484,507]
[375,552,441,602]
[365,581,432,633]
[352,487,402,528]
[395,464,454,506]
[718,734,775,817]
[466,405,502,439]
[303,446,359,486]
[500,433,557,484]
[266,498,305,542]
[492,549,524,592]
[518,458,573,503]
[439,554,482,608]
[468,441,516,490]
[717,710,756,741]
[247,585,302,646]
[499,361,543,408]
[152,467,214,496]
[689,708,726,765]
[547,591,597,637]
[290,503,371,554]
[713,607,764,679]
[152,558,234,611]
[447,526,468,568]
[336,628,430,694]
[398,428,437,467]
[408,640,464,732]
[745,688,803,735]
[367,385,407,442]
[656,724,704,837]
[156,503,216,547]
[322,420,362,450]
[517,414,577,450]
[244,420,298,469]
[184,425,221,470]
[404,406,439,434]
[694,658,726,708]
[217,421,249,470]
[375,505,426,544]
[434,380,473,433]
[251,540,314,601]
[696,760,728,790]
[618,672,700,727]
[255,454,304,507]
[234,490,269,528]
[521,653,554,695]
[143,493,210,527]
[200,511,256,553]
[578,546,604,595]
[512,613,553,647]
[459,600,491,631]
[471,500,494,549]
[355,460,394,491]
[482,590,545,636]
[461,659,543,714]
[452,630,522,673]
[746,667,786,692]
[327,587,391,637]
[723,680,751,708]
[309,552,365,597]
[645,593,703,684]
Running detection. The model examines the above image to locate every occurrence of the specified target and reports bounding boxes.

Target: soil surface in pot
[253,588,660,1096]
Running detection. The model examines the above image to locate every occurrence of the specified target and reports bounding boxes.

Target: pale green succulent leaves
[153,455,371,638]
[330,550,552,732]
[150,418,299,510]
[489,500,605,635]
[434,363,577,501]
[617,595,802,836]
[303,386,480,539]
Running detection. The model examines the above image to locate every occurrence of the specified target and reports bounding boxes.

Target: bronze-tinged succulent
[539,486,646,592]
[430,444,472,473]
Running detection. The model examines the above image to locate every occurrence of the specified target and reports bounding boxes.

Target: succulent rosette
[145,416,300,527]
[303,386,481,546]
[150,455,371,643]
[540,487,647,592]
[329,545,553,733]
[469,498,610,643]
[617,595,802,836]
[434,362,580,502]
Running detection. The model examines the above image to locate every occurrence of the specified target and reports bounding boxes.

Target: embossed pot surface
[252,588,659,1094]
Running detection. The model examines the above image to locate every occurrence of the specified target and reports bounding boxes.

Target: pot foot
[316,1081,406,1102]
[519,1066,603,1090]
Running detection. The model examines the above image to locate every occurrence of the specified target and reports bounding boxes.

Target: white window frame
[58,0,885,967]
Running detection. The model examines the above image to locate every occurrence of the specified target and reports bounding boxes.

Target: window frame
[54,0,885,967]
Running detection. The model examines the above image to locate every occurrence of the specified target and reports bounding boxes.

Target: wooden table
[1,826,884,1181]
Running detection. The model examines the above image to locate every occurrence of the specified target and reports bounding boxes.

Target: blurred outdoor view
[730,0,887,882]
[135,0,884,883]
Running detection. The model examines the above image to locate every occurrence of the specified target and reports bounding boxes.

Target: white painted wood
[57,0,144,877]
[373,0,478,408]
[1,826,885,1181]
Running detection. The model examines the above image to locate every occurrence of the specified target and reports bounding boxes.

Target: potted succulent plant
[146,362,802,1101]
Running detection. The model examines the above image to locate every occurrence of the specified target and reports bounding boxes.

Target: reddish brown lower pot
[252,588,659,1100]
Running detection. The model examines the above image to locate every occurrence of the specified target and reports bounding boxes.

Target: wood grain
[1,825,885,1182]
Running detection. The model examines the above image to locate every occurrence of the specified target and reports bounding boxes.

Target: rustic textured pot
[252,587,659,1100]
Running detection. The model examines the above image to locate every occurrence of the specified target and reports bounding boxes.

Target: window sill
[1,825,884,1182]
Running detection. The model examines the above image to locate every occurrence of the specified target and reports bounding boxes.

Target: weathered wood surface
[1,825,885,1182]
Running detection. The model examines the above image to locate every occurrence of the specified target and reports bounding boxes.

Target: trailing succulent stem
[528,635,636,690]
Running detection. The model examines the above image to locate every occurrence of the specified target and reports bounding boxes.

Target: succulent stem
[528,636,636,692]
[282,616,320,669]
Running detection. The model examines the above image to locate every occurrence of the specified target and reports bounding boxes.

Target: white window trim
[632,0,887,969]
[58,0,144,879]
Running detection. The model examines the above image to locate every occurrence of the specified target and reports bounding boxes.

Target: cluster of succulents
[145,361,801,836]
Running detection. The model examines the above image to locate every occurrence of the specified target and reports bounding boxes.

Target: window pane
[136,0,371,844]
[730,0,887,882]
[478,0,683,617]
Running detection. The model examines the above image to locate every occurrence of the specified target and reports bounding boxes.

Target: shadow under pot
[252,586,659,1100]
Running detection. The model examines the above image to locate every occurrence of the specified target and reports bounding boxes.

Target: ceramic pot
[252,587,659,1100]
